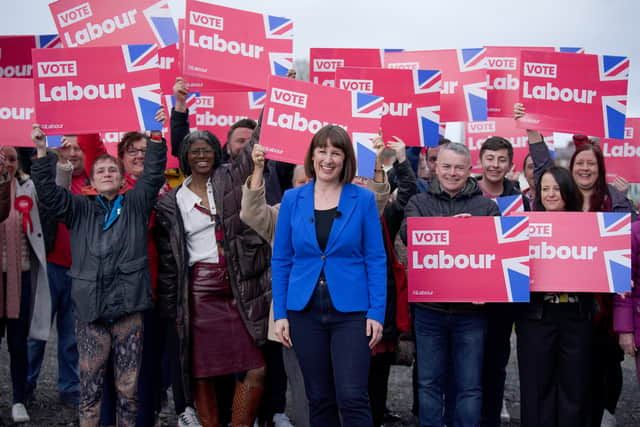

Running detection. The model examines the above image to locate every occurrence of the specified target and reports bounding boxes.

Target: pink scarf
[0,179,23,319]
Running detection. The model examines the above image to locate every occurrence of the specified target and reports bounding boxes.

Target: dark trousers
[27,262,79,398]
[289,281,373,427]
[590,324,623,426]
[516,304,592,427]
[164,317,188,415]
[480,304,519,427]
[0,272,31,404]
[259,340,288,421]
[369,351,394,427]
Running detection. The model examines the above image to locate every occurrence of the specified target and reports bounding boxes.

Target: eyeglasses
[126,148,146,156]
[189,148,214,156]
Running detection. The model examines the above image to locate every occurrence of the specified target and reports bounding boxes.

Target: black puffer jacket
[156,120,272,402]
[31,140,167,322]
[380,159,417,339]
[400,176,500,314]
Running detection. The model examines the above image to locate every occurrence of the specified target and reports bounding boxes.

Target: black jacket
[31,140,167,322]
[400,176,500,314]
[381,159,417,339]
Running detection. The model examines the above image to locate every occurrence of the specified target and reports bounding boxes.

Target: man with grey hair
[400,142,500,427]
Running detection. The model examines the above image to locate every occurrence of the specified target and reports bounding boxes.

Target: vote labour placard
[485,46,584,117]
[524,212,631,293]
[32,45,163,134]
[183,0,293,91]
[335,67,441,147]
[49,0,178,48]
[195,92,264,139]
[407,216,530,302]
[310,48,383,88]
[603,117,640,183]
[0,78,37,147]
[259,76,383,177]
[0,35,61,78]
[517,50,630,139]
[384,49,488,122]
[464,117,554,172]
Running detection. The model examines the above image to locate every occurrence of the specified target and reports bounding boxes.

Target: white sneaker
[12,403,30,423]
[601,409,617,427]
[273,412,294,427]
[500,399,511,422]
[178,406,202,427]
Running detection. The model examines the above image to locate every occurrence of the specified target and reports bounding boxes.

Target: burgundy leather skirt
[190,262,264,378]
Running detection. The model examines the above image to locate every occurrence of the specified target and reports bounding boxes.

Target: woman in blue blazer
[272,125,387,426]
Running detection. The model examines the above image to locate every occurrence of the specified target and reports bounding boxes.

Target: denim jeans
[413,305,486,427]
[27,262,79,397]
[288,280,373,427]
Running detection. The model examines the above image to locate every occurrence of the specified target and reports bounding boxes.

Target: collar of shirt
[176,176,216,215]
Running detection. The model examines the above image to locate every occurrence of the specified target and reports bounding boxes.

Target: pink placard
[384,49,487,122]
[310,48,383,88]
[0,35,62,78]
[49,0,178,48]
[485,46,559,117]
[0,78,37,147]
[524,212,631,293]
[603,117,640,183]
[183,0,293,91]
[335,67,441,147]
[260,76,382,177]
[195,92,264,141]
[517,50,629,139]
[407,216,530,302]
[32,45,162,134]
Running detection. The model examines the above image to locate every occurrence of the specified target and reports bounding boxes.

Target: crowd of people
[0,74,639,427]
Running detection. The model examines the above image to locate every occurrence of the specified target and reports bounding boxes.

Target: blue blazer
[271,181,387,323]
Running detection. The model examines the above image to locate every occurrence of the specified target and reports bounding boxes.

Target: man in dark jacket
[475,136,530,427]
[400,142,500,427]
[30,125,167,427]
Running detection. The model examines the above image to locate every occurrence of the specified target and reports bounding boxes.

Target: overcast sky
[2,0,639,116]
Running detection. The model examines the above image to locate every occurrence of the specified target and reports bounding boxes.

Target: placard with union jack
[407,216,530,302]
[183,0,293,91]
[50,0,178,48]
[32,45,163,134]
[524,212,631,293]
[335,67,441,147]
[384,49,488,122]
[0,35,60,79]
[517,50,630,139]
[260,76,383,169]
